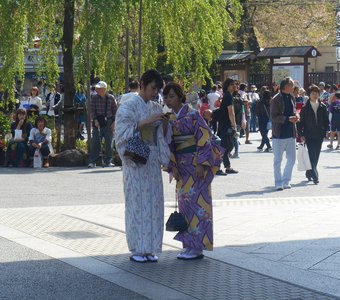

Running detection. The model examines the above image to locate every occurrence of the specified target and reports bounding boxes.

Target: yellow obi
[140,125,157,146]
[174,134,196,154]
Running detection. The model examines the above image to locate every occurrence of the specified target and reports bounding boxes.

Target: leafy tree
[0,0,242,150]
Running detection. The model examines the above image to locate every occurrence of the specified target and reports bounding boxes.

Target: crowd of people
[1,70,339,263]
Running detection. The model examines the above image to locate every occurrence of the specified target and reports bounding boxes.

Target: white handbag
[297,144,311,171]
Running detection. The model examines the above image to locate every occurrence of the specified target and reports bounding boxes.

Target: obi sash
[174,134,196,154]
[140,125,157,146]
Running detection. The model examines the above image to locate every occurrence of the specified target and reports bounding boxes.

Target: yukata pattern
[168,104,223,251]
[115,94,170,254]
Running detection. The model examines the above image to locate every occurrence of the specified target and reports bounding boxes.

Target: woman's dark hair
[30,86,39,96]
[163,82,186,103]
[15,108,27,126]
[262,90,272,103]
[308,84,320,95]
[222,78,235,93]
[140,69,163,90]
[35,116,47,128]
[128,80,139,90]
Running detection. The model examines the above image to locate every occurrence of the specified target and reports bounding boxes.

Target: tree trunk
[62,0,76,150]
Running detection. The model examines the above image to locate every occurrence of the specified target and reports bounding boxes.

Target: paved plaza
[0,132,340,299]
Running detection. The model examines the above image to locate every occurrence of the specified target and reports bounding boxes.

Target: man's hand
[94,120,100,128]
[300,136,305,143]
[288,115,299,123]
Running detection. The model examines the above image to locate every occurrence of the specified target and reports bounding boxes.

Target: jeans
[29,144,50,159]
[258,118,271,149]
[272,138,296,187]
[305,138,323,181]
[250,109,257,132]
[89,125,113,164]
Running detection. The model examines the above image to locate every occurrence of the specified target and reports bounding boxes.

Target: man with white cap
[88,81,117,168]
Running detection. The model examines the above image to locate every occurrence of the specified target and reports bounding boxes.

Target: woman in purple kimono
[164,82,223,260]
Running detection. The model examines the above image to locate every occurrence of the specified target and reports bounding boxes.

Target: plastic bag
[297,144,311,171]
[33,149,42,168]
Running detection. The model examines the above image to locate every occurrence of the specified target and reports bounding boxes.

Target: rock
[52,149,86,167]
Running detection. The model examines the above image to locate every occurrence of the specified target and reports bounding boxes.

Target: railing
[249,72,339,87]
[307,73,338,85]
[248,74,271,87]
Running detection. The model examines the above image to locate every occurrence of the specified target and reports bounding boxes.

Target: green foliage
[75,138,87,153]
[0,1,26,106]
[0,113,11,138]
[0,0,241,98]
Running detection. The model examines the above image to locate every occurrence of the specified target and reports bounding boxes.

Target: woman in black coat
[297,85,329,184]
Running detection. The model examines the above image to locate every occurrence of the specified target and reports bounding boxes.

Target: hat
[318,81,325,86]
[251,85,257,90]
[95,81,107,89]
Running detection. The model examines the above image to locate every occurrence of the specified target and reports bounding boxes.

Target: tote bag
[297,144,311,171]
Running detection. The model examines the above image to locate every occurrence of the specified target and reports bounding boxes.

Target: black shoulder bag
[95,95,108,127]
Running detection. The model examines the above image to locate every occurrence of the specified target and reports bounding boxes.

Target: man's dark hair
[128,80,139,90]
[222,78,235,93]
[140,69,163,90]
[34,116,47,128]
[239,83,247,91]
[211,85,217,92]
[280,77,293,91]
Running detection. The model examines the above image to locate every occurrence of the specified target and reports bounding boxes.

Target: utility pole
[337,0,340,85]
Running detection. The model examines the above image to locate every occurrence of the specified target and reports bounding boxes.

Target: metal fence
[249,72,339,88]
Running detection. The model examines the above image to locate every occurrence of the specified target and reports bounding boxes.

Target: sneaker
[257,147,263,152]
[225,168,238,174]
[264,148,272,152]
[275,186,284,191]
[88,163,96,168]
[103,162,115,167]
[336,145,340,150]
[231,153,239,159]
[327,144,333,149]
[216,170,227,176]
[283,184,291,189]
[245,140,252,144]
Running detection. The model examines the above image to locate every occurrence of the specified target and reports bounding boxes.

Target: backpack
[212,107,224,122]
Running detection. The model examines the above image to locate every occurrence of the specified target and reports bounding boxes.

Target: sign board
[272,65,304,88]
[337,47,340,62]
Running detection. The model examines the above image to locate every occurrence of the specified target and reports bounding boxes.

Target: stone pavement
[0,132,340,299]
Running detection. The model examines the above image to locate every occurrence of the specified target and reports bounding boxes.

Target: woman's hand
[17,119,24,129]
[195,165,205,180]
[172,168,180,181]
[32,142,41,149]
[138,113,165,129]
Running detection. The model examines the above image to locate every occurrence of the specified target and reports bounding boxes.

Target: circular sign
[311,49,317,57]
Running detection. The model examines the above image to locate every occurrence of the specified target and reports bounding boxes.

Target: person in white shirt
[248,85,260,134]
[28,116,52,168]
[207,85,221,111]
[28,86,43,114]
[120,80,139,104]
